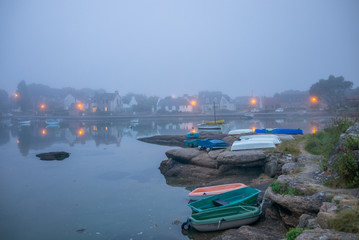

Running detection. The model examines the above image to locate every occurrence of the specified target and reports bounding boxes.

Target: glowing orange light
[251,99,256,104]
[17,139,19,144]
[192,129,196,133]
[14,93,19,98]
[40,104,46,110]
[191,100,196,106]
[105,107,108,111]
[41,129,47,135]
[105,126,108,131]
[252,127,256,132]
[311,97,317,103]
[312,127,316,134]
[77,103,83,110]
[78,128,85,136]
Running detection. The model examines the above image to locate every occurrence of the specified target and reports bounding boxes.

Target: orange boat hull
[188,183,247,200]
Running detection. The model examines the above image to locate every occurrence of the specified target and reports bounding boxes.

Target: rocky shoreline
[138,124,359,239]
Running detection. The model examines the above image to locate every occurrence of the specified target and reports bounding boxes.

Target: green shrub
[286,227,303,240]
[335,152,359,188]
[328,206,359,233]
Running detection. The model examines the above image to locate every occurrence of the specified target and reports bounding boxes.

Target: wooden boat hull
[189,206,261,232]
[188,187,261,213]
[188,183,247,201]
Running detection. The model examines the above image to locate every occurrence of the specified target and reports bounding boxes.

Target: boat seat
[212,199,230,206]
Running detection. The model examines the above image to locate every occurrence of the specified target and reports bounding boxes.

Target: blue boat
[255,128,303,135]
[188,186,261,213]
[187,132,200,138]
[198,139,228,151]
[45,119,60,125]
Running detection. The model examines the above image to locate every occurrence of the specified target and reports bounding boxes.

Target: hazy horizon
[1,0,358,98]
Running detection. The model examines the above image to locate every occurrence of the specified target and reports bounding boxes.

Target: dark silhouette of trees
[0,89,9,113]
[16,80,32,112]
[309,75,353,110]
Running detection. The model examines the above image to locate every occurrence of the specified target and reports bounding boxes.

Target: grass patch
[328,205,359,233]
[304,119,354,158]
[267,137,302,156]
[286,227,304,240]
[270,180,305,196]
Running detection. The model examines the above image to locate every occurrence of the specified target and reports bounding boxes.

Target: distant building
[198,91,235,112]
[122,96,138,111]
[157,96,193,112]
[64,94,76,110]
[91,91,122,112]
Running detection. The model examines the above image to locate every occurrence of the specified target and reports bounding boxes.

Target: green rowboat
[188,186,261,213]
[186,205,261,232]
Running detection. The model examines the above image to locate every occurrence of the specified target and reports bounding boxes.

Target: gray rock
[295,229,359,240]
[165,148,201,164]
[211,226,282,240]
[265,176,331,215]
[264,160,278,178]
[217,150,266,167]
[297,214,320,229]
[281,162,297,174]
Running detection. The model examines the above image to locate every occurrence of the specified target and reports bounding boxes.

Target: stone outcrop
[295,229,359,240]
[36,151,70,160]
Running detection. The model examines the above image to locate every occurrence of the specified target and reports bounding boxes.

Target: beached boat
[186,132,200,138]
[198,123,222,130]
[184,139,200,148]
[228,129,253,135]
[188,186,261,213]
[198,102,223,131]
[198,139,228,151]
[45,119,60,125]
[255,128,303,135]
[204,119,225,125]
[239,134,280,141]
[240,135,281,144]
[231,140,276,151]
[183,205,261,232]
[188,183,247,201]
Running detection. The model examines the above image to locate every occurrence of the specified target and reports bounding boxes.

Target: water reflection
[0,115,332,156]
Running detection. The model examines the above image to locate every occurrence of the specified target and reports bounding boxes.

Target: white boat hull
[231,140,276,151]
[228,129,253,135]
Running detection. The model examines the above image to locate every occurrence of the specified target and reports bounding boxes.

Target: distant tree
[0,89,9,113]
[309,75,353,110]
[16,80,32,112]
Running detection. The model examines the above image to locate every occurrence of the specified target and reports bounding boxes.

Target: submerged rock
[36,151,70,161]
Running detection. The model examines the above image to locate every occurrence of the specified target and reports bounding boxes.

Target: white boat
[240,134,281,144]
[228,129,253,135]
[19,120,31,126]
[198,123,222,130]
[231,139,276,151]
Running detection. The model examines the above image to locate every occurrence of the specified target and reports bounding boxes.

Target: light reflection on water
[0,116,330,240]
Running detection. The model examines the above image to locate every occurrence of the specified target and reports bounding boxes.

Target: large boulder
[295,229,359,240]
[211,226,281,240]
[216,150,266,167]
[265,175,331,216]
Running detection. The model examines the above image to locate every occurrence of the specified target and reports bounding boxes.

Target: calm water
[0,115,330,240]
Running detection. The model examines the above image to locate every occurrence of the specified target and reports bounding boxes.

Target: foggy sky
[0,0,358,98]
